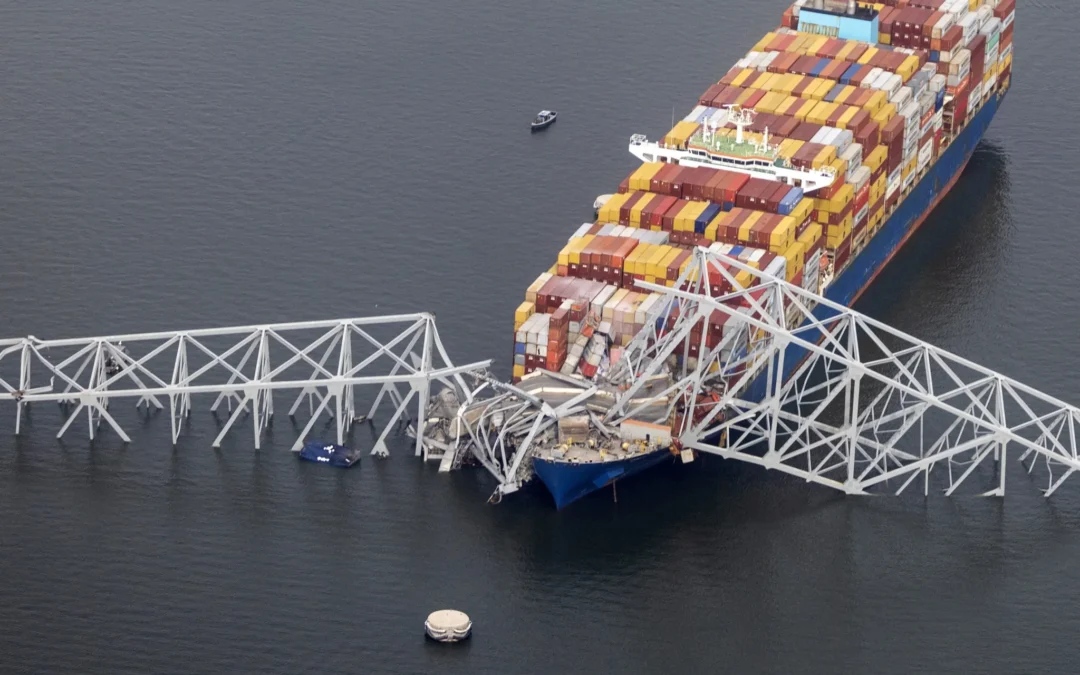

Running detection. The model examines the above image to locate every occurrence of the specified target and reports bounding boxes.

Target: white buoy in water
[425,609,472,642]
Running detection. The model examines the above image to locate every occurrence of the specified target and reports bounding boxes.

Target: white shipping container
[850,165,871,192]
[1000,43,1013,63]
[890,86,913,109]
[903,170,915,191]
[861,67,884,89]
[840,143,863,172]
[980,17,1002,37]
[1001,9,1015,30]
[571,223,592,239]
[958,13,979,44]
[917,141,933,169]
[986,72,997,91]
[970,81,984,105]
[930,73,947,94]
[855,205,870,227]
[949,49,971,75]
[811,126,834,145]
[868,69,892,91]
[759,50,780,72]
[933,108,944,132]
[831,129,853,155]
[932,12,956,40]
[684,105,707,123]
[975,6,993,30]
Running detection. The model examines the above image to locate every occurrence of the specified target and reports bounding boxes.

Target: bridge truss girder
[0,314,490,457]
[610,247,1080,498]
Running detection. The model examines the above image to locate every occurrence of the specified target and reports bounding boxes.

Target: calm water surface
[2,1,1080,673]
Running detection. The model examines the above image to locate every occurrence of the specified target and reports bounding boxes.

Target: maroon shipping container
[619,192,645,225]
[683,166,718,201]
[880,115,906,145]
[743,89,766,109]
[650,163,678,195]
[941,24,963,52]
[879,6,896,35]
[793,54,820,75]
[716,86,743,107]
[834,236,853,269]
[617,177,630,194]
[769,52,800,74]
[995,0,1015,19]
[764,182,790,214]
[969,34,987,83]
[702,171,730,204]
[773,115,801,139]
[700,83,726,107]
[855,120,880,151]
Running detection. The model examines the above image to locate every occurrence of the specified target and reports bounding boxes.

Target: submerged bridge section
[0,314,490,459]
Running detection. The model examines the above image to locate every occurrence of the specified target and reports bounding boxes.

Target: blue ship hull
[532,87,1006,510]
[533,449,672,510]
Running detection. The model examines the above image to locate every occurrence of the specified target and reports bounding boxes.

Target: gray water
[2,1,1080,673]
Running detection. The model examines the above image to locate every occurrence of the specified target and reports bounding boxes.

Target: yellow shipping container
[769,217,797,254]
[598,194,627,223]
[739,210,765,243]
[629,192,657,227]
[812,145,837,170]
[835,42,858,62]
[513,364,525,379]
[897,55,921,81]
[879,33,892,45]
[864,145,888,173]
[795,99,819,121]
[734,269,754,291]
[674,201,707,232]
[629,162,663,192]
[777,73,802,95]
[872,103,896,126]
[798,222,823,250]
[645,247,670,279]
[788,35,810,54]
[569,235,595,264]
[824,183,855,213]
[782,241,805,282]
[663,121,699,148]
[757,91,787,114]
[752,33,776,52]
[515,301,535,327]
[807,101,836,126]
[857,48,879,65]
[835,105,860,130]
[790,198,814,226]
[762,73,784,92]
[833,85,857,105]
[775,95,800,116]
[778,138,804,161]
[829,157,849,180]
[804,78,830,101]
[632,244,659,276]
[807,36,829,56]
[749,72,772,90]
[732,68,755,88]
[658,248,681,280]
[863,90,887,114]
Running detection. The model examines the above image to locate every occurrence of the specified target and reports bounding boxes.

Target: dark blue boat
[297,441,362,468]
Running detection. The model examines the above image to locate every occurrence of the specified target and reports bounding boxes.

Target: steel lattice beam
[0,314,490,458]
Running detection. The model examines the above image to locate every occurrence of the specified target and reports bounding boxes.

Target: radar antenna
[724,105,756,145]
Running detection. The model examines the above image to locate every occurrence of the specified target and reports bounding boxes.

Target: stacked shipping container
[512,0,1011,382]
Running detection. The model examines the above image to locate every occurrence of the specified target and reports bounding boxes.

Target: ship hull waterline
[532,87,1006,510]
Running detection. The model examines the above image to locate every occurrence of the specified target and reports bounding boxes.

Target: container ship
[510,0,1014,509]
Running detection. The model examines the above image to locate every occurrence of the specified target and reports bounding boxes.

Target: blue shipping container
[840,63,862,86]
[696,203,722,234]
[778,187,805,216]
[824,83,846,103]
[809,58,830,77]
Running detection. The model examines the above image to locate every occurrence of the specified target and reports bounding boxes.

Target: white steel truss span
[0,314,490,457]
[604,247,1080,498]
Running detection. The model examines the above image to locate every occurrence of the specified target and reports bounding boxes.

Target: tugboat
[530,110,557,131]
[296,441,362,468]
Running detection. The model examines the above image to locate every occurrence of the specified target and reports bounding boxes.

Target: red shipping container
[662,199,689,231]
[617,177,629,194]
[718,172,750,205]
[743,89,766,109]
[644,195,677,228]
[995,0,1015,20]
[855,121,881,151]
[793,55,820,75]
[844,43,867,64]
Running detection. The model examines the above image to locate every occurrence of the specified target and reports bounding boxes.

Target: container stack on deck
[512,0,1012,383]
